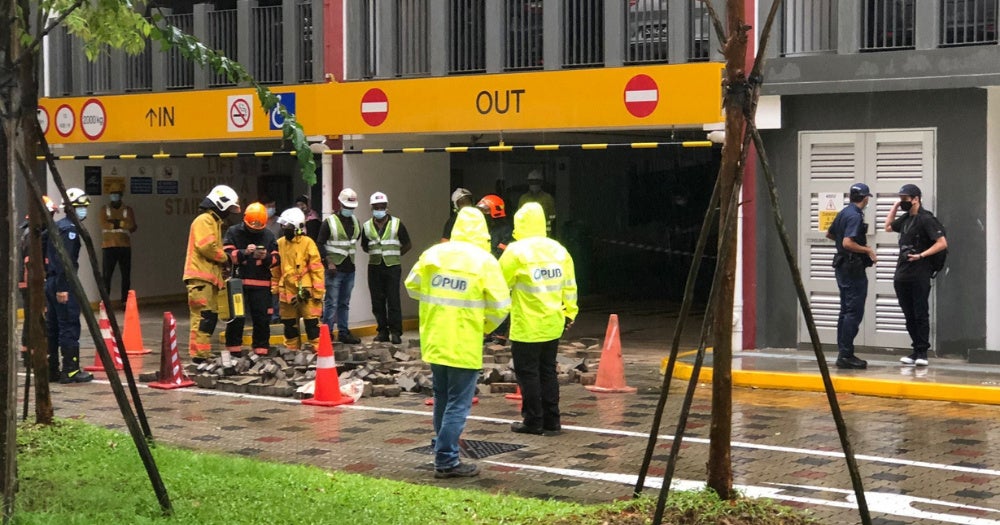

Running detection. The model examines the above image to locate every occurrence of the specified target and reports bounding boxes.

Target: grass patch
[13,420,816,524]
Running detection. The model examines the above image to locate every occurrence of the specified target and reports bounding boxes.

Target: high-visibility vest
[364,217,401,267]
[102,205,134,248]
[324,214,360,265]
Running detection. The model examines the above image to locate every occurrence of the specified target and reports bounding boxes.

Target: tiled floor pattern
[26,360,1000,525]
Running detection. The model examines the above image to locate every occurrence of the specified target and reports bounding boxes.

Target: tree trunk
[707,0,748,500]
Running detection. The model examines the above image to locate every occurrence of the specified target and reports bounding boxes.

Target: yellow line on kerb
[662,357,1000,405]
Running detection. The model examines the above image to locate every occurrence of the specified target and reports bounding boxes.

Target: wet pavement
[28,301,1000,524]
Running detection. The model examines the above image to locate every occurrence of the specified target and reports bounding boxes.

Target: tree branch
[699,0,728,46]
[11,0,85,70]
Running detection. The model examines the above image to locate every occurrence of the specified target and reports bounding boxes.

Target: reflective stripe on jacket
[183,210,227,288]
[364,217,401,266]
[499,202,578,342]
[101,204,135,248]
[324,214,360,265]
[405,208,510,370]
[272,234,326,303]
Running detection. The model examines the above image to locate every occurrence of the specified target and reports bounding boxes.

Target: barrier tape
[36,141,715,161]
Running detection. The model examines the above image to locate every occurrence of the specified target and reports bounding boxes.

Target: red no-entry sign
[623,74,659,118]
[361,88,389,127]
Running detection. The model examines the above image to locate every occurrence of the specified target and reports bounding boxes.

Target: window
[449,0,486,73]
[506,0,544,70]
[563,0,603,67]
[941,0,998,46]
[626,0,668,63]
[862,0,915,51]
[397,0,430,76]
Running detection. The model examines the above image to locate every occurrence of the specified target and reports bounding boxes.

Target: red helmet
[476,194,506,219]
[243,202,268,231]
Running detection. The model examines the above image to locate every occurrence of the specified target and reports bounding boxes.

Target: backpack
[928,247,947,278]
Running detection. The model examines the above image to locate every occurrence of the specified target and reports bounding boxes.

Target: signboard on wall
[84,166,101,196]
[817,192,842,232]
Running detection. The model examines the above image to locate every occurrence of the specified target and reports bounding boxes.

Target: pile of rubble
[140,336,607,401]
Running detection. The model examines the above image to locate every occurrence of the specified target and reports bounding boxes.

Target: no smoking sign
[227,95,253,132]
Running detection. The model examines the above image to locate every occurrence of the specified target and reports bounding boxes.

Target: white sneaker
[915,358,929,366]
[900,354,916,365]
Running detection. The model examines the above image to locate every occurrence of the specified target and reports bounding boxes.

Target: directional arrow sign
[146,108,157,126]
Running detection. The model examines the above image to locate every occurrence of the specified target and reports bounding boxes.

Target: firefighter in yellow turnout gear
[272,208,326,350]
[183,185,240,360]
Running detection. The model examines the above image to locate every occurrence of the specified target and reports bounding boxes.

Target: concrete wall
[756,89,987,355]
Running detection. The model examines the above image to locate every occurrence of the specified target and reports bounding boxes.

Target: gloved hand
[297,287,310,301]
[245,244,257,257]
[254,246,267,260]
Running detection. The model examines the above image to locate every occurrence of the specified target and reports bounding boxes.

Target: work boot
[390,333,402,345]
[434,462,479,479]
[338,331,361,345]
[374,332,389,343]
[511,422,544,435]
[835,356,868,369]
[59,369,93,384]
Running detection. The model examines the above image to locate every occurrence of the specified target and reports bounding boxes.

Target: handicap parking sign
[269,93,296,130]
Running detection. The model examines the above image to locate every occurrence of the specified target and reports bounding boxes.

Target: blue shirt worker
[405,207,510,479]
[826,182,878,370]
[499,202,578,435]
[46,188,94,383]
[317,188,362,345]
[885,184,948,367]
[361,191,412,344]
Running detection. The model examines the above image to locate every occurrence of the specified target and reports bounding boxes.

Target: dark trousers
[368,264,402,336]
[103,247,132,304]
[835,267,867,359]
[894,278,932,355]
[511,339,560,430]
[45,280,82,374]
[224,287,272,351]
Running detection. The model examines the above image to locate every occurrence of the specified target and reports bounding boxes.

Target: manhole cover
[408,439,526,459]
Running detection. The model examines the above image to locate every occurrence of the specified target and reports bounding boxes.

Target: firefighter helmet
[61,188,90,209]
[476,194,506,219]
[451,188,473,210]
[277,207,306,232]
[205,185,241,213]
[41,195,57,214]
[243,202,268,231]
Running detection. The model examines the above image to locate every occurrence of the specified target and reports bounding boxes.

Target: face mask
[266,207,276,218]
[110,194,121,203]
[372,210,387,220]
[529,184,542,193]
[75,207,88,221]
[283,230,295,241]
[899,200,914,212]
[341,208,354,217]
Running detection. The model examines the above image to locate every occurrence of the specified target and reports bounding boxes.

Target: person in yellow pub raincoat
[405,207,510,479]
[272,207,326,350]
[500,202,578,435]
[183,185,240,361]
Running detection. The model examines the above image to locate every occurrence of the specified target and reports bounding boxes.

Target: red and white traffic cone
[149,312,194,390]
[84,302,124,372]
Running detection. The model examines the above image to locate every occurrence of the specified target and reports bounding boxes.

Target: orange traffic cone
[585,314,636,394]
[84,302,124,372]
[303,324,354,407]
[123,290,151,355]
[505,385,522,401]
[149,312,195,390]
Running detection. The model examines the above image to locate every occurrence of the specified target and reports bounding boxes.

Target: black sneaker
[390,333,402,345]
[373,332,390,343]
[511,422,544,435]
[339,331,361,345]
[835,356,868,370]
[59,370,94,384]
[543,423,562,433]
[434,462,480,479]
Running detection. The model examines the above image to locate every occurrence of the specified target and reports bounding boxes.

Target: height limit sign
[227,95,253,132]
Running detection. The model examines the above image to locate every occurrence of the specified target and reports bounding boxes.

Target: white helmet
[205,184,240,213]
[527,169,544,182]
[451,188,472,209]
[370,192,389,206]
[277,207,306,232]
[338,188,359,209]
[62,187,91,209]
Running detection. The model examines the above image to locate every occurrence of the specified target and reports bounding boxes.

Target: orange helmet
[243,202,268,230]
[476,194,506,219]
[41,195,57,214]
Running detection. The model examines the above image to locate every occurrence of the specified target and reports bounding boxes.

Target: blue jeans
[430,364,479,469]
[835,267,868,359]
[322,270,355,333]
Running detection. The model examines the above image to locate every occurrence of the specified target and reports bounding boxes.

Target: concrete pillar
[604,0,623,67]
[283,0,297,83]
[429,0,448,76]
[838,0,860,54]
[312,0,325,82]
[916,0,939,51]
[485,0,503,73]
[193,3,210,89]
[543,0,562,70]
[237,0,256,85]
[668,0,689,63]
[376,1,397,77]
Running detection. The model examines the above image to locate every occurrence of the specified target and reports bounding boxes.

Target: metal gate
[798,129,936,350]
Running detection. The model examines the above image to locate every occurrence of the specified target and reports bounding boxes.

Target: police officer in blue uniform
[46,188,94,383]
[826,182,877,370]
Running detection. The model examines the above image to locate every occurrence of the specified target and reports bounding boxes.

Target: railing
[562,0,603,67]
[86,50,113,94]
[449,0,486,73]
[296,0,314,82]
[861,0,915,51]
[941,0,998,46]
[165,13,194,88]
[252,5,283,84]
[782,0,837,55]
[361,0,377,78]
[397,0,430,76]
[689,0,710,61]
[124,46,152,92]
[506,0,544,71]
[625,0,669,64]
[207,9,237,87]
